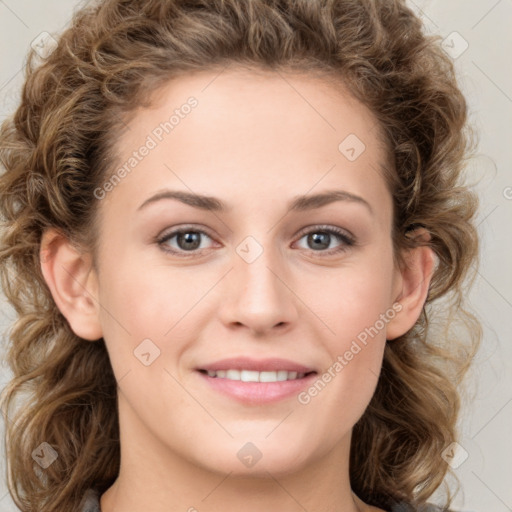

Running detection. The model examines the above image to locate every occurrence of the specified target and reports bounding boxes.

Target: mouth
[197,368,317,382]
[195,357,318,404]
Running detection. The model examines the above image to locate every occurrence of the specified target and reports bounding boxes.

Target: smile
[199,369,314,382]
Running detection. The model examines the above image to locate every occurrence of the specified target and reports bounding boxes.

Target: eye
[156,224,355,258]
[294,225,355,256]
[157,226,217,257]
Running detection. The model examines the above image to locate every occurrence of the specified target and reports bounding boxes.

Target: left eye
[294,226,355,255]
[157,225,354,257]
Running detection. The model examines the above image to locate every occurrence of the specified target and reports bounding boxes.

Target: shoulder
[78,487,101,512]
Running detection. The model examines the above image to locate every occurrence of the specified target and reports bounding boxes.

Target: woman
[0,1,481,511]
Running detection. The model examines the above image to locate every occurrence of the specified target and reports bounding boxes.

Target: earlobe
[40,228,103,341]
[386,229,436,341]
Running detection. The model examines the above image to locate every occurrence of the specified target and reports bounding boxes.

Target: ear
[386,228,436,340]
[40,228,103,341]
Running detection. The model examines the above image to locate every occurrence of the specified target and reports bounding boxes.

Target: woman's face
[89,68,404,476]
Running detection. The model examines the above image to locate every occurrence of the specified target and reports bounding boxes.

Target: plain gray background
[0,1,511,511]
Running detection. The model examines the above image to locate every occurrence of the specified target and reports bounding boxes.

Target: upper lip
[197,357,317,373]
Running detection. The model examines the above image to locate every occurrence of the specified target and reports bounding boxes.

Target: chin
[189,436,315,478]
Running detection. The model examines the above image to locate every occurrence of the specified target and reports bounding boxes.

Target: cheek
[299,270,391,433]
[98,256,197,336]
[95,253,215,381]
[312,261,395,347]
[305,252,394,396]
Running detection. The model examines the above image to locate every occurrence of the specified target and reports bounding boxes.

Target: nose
[217,244,299,336]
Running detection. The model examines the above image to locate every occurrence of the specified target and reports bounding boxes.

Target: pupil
[179,232,200,250]
[309,233,329,250]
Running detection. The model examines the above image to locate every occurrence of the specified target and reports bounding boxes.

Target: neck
[100,394,368,512]
[101,475,365,512]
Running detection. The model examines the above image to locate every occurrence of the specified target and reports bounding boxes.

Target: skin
[40,67,435,512]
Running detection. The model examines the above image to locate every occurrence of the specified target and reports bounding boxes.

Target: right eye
[156,226,218,257]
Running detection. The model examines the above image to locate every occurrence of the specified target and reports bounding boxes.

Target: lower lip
[196,371,318,404]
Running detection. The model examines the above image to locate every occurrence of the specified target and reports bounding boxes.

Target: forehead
[103,67,392,223]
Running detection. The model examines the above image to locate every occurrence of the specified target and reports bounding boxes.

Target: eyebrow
[137,189,373,215]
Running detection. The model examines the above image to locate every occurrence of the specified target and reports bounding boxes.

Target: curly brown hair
[0,0,481,511]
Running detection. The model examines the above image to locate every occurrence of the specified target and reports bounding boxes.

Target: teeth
[204,369,307,382]
[259,371,278,382]
[226,369,240,380]
[240,370,259,382]
[276,370,288,381]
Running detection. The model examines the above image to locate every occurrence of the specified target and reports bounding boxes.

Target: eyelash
[156,224,355,259]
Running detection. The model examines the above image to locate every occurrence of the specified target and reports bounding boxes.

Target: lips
[195,357,318,404]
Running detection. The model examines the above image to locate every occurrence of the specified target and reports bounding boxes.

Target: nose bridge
[236,232,286,304]
[239,239,282,298]
[219,231,298,332]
